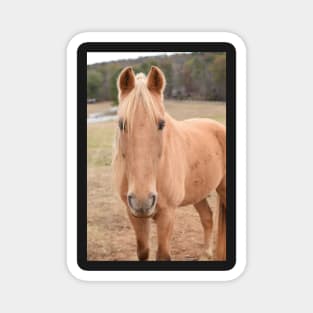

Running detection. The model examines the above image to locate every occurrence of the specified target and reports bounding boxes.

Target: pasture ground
[87,100,226,261]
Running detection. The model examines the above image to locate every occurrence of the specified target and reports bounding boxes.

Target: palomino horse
[112,66,226,261]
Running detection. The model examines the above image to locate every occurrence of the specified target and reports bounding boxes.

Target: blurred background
[87,52,226,261]
[87,52,226,104]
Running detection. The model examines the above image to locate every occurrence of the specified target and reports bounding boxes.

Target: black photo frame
[77,42,236,271]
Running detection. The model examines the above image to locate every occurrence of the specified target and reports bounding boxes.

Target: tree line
[87,52,226,104]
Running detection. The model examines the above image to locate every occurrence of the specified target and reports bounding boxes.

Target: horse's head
[115,66,166,217]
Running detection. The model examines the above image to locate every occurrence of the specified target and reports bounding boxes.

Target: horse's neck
[157,113,187,205]
[164,113,180,143]
[162,113,186,166]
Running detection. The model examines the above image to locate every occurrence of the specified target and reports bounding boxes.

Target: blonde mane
[112,73,162,169]
[118,73,161,133]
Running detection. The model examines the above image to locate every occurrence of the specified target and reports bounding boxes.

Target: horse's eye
[158,119,165,130]
[118,119,126,132]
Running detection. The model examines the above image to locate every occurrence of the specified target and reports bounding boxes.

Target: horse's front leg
[127,211,150,261]
[155,207,175,261]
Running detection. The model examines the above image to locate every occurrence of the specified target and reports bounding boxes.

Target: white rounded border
[66,32,246,281]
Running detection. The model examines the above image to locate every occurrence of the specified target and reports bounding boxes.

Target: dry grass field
[87,100,226,261]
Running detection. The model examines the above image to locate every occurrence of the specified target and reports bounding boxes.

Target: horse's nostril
[127,193,136,209]
[149,193,157,208]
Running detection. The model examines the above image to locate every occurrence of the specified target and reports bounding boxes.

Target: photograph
[86,51,227,262]
[4,0,312,308]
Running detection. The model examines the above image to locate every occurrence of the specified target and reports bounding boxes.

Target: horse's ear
[117,67,136,98]
[146,66,166,94]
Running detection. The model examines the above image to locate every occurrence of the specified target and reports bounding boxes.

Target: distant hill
[87,52,226,104]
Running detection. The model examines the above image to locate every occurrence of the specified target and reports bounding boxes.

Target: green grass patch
[88,122,115,167]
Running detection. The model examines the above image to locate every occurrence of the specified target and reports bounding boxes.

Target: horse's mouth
[129,206,156,219]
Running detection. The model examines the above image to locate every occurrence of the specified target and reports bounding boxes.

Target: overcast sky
[87,52,189,65]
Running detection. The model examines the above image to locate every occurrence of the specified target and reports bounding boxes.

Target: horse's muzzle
[127,192,157,217]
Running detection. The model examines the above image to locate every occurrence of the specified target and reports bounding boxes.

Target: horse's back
[179,118,225,157]
[181,117,225,136]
